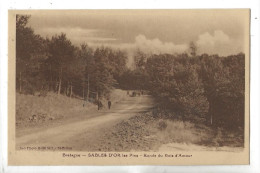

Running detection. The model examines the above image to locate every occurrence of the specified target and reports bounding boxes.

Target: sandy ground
[16,94,154,151]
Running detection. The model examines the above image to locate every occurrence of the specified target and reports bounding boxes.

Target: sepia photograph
[8,9,250,165]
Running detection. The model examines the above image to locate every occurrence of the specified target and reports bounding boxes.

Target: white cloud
[196,30,243,56]
[134,35,188,54]
[86,34,188,55]
[197,30,230,46]
[35,26,244,66]
[86,35,189,68]
[87,32,244,67]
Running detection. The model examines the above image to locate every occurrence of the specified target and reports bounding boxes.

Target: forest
[16,15,245,133]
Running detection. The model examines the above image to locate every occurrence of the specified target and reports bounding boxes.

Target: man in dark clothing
[98,100,102,110]
[108,100,112,109]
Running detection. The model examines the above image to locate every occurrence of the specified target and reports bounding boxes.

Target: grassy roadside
[15,89,128,129]
[93,108,244,152]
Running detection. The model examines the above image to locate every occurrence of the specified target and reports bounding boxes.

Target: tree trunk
[66,81,69,96]
[58,67,62,95]
[96,89,99,100]
[208,98,213,126]
[87,74,90,103]
[70,82,73,98]
[83,86,85,100]
[49,65,52,91]
[97,90,100,110]
[19,72,22,93]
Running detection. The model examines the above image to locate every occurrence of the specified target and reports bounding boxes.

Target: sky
[27,10,249,65]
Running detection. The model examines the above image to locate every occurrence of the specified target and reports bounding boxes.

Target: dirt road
[16,95,154,151]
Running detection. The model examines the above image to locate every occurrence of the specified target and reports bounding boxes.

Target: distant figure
[108,100,112,109]
[98,100,102,110]
[127,91,129,95]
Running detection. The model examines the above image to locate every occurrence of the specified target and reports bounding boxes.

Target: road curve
[16,95,154,151]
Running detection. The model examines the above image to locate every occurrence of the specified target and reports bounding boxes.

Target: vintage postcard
[8,9,250,165]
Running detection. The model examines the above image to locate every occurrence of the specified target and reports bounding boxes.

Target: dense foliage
[16,15,127,100]
[16,15,245,130]
[123,51,245,130]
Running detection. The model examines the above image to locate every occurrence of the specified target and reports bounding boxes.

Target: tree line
[120,51,245,130]
[16,15,245,131]
[16,15,128,102]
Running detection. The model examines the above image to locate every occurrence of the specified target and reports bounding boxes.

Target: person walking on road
[108,100,112,110]
[98,100,102,110]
